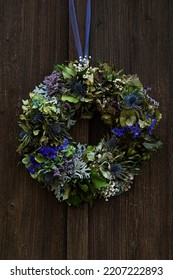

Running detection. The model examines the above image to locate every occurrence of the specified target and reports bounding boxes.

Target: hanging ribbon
[69,0,91,61]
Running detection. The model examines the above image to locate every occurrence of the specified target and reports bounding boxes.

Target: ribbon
[69,0,91,60]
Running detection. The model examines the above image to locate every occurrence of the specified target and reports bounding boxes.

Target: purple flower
[44,71,63,96]
[148,118,157,134]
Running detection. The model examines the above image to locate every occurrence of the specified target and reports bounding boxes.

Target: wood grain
[0,0,173,260]
[0,0,69,260]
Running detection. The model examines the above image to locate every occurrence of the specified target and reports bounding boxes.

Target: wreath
[17,60,162,207]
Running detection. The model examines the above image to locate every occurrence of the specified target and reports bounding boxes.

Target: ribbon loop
[69,0,91,60]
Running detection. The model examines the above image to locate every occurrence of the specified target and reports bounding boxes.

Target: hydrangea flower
[44,71,63,96]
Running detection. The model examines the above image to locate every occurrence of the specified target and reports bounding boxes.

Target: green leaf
[85,145,95,161]
[80,184,89,192]
[22,99,29,105]
[63,145,76,157]
[91,170,109,189]
[64,66,76,76]
[33,130,40,136]
[63,184,71,200]
[22,156,30,165]
[61,95,79,104]
[53,64,64,72]
[87,152,95,161]
[155,109,162,121]
[120,109,137,126]
[99,163,112,180]
[128,75,143,89]
[68,194,83,207]
[35,154,44,163]
[143,140,163,150]
[83,98,93,102]
[31,172,38,179]
[62,67,77,79]
[40,134,48,143]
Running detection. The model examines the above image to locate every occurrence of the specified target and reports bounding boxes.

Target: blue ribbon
[69,0,91,60]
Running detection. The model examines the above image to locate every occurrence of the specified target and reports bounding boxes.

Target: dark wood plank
[0,0,69,260]
[67,0,89,260]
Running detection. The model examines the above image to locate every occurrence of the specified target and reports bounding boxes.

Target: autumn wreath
[17,60,162,207]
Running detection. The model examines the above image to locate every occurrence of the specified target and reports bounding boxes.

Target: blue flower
[111,127,127,138]
[19,131,28,139]
[49,123,61,135]
[57,138,69,152]
[129,123,141,138]
[110,163,122,175]
[71,80,87,97]
[28,166,35,174]
[43,172,53,185]
[110,163,125,178]
[148,118,157,134]
[112,123,141,139]
[37,146,57,159]
[27,155,41,174]
[124,93,142,109]
[33,112,44,123]
[37,146,48,157]
[48,147,57,159]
